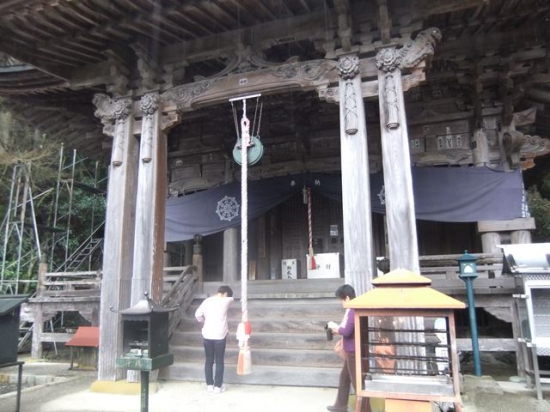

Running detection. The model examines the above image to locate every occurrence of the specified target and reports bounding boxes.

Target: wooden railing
[37,270,102,298]
[418,252,516,294]
[161,265,198,337]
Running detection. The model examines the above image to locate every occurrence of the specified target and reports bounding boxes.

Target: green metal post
[465,278,482,376]
[140,371,149,412]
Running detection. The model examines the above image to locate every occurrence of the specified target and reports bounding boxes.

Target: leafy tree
[524,154,550,242]
[0,100,106,293]
[526,186,550,242]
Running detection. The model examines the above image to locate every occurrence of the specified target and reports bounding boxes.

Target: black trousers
[333,352,369,411]
[203,337,227,387]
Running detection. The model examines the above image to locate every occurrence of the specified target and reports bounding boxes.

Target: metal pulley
[232,136,264,166]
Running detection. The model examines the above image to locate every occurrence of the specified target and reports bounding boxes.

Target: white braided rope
[240,104,249,323]
[307,187,313,251]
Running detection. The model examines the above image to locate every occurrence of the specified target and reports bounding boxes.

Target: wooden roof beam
[208,2,242,26]
[274,0,294,17]
[225,0,262,25]
[437,23,550,58]
[333,0,352,51]
[411,0,489,16]
[377,0,392,44]
[0,38,71,81]
[246,0,277,20]
[500,61,515,126]
[149,13,190,41]
[192,4,232,32]
[162,10,334,65]
[169,9,214,36]
[297,0,311,13]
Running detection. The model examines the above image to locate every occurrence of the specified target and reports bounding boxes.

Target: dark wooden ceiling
[0,0,549,161]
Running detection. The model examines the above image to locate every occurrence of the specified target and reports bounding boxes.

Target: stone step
[178,317,339,334]
[159,362,341,388]
[166,293,345,387]
[187,298,342,319]
[201,278,344,298]
[171,331,337,350]
[169,346,342,368]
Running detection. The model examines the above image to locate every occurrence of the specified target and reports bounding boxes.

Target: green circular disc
[233,136,264,166]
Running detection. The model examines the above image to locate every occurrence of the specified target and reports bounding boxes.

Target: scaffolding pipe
[0,166,18,290]
[50,144,64,269]
[15,166,30,294]
[28,185,42,262]
[63,149,77,268]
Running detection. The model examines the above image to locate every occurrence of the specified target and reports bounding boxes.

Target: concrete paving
[0,359,549,412]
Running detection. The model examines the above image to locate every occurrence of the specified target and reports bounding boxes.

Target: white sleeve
[195,302,205,323]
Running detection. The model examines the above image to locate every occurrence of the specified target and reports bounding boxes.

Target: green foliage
[526,186,550,242]
[0,102,106,292]
[0,103,58,178]
[50,175,106,271]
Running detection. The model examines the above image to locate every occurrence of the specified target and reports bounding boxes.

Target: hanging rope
[234,96,258,376]
[240,101,249,325]
[252,98,263,138]
[307,187,316,270]
[231,101,240,140]
[230,93,261,376]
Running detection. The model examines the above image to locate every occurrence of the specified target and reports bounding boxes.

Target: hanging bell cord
[231,101,241,141]
[251,97,263,138]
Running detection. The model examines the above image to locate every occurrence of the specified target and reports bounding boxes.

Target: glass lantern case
[345,269,465,412]
[501,243,550,400]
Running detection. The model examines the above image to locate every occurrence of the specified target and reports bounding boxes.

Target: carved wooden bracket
[162,59,337,111]
[93,93,132,166]
[139,93,160,163]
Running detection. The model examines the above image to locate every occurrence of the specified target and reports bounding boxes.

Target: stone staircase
[160,279,345,387]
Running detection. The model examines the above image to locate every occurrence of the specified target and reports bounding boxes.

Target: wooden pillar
[93,94,138,381]
[131,92,166,307]
[256,215,270,280]
[269,209,282,280]
[481,232,501,254]
[31,304,43,359]
[479,218,535,253]
[511,298,526,377]
[511,230,531,244]
[473,127,498,251]
[37,256,47,294]
[193,236,203,286]
[337,55,375,294]
[472,128,490,167]
[184,240,193,265]
[376,47,419,272]
[223,227,239,283]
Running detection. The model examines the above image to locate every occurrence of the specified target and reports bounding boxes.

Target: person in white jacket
[195,285,234,393]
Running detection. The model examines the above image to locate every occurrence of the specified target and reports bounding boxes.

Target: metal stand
[464,277,482,376]
[115,353,173,412]
[458,251,482,377]
[140,371,149,412]
[0,361,24,412]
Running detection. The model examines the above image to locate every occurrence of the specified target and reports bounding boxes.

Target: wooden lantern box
[114,296,174,372]
[345,269,465,412]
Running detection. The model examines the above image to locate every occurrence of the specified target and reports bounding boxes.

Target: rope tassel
[236,321,252,375]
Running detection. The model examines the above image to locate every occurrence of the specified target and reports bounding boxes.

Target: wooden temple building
[1,0,550,386]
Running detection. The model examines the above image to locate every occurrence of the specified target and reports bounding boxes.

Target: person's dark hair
[335,284,356,300]
[218,285,233,297]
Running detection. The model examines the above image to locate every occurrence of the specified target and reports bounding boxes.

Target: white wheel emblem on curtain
[216,196,240,221]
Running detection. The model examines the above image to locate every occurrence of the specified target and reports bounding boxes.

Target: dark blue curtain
[165,167,524,242]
